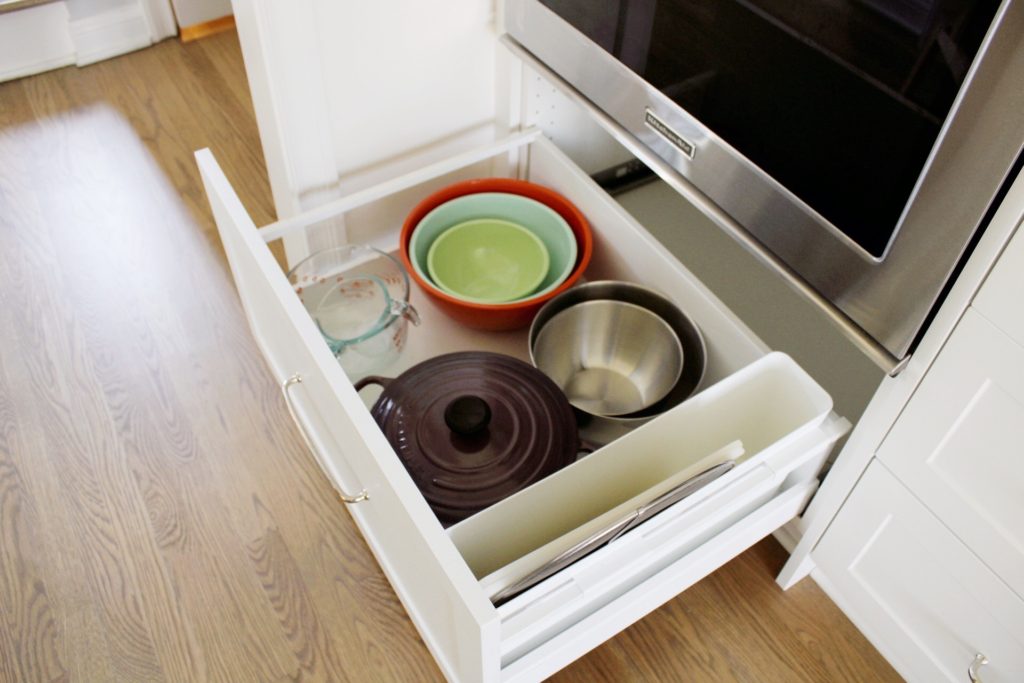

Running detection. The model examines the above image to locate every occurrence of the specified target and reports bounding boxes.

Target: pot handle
[353,375,393,392]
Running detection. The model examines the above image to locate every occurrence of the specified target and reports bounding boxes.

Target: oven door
[505,0,1024,361]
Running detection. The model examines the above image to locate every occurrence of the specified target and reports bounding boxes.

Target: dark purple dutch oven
[355,351,582,526]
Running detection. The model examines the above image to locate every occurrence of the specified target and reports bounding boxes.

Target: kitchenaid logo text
[644,108,695,160]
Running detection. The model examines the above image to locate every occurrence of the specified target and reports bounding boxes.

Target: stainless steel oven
[504,0,1024,368]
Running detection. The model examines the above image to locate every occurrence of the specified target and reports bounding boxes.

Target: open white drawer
[196,129,849,682]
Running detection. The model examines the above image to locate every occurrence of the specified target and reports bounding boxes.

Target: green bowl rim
[426,218,551,304]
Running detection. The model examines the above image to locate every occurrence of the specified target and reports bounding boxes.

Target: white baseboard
[0,2,75,82]
[0,51,76,82]
[70,3,153,67]
[0,1,163,83]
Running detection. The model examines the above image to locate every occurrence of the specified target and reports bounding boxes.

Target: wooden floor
[0,33,900,682]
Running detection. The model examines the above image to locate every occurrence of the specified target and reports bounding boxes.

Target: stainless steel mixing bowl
[531,300,684,416]
[529,281,707,430]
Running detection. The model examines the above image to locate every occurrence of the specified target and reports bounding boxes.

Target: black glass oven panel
[541,0,999,257]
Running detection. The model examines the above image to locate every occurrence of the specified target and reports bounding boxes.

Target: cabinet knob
[968,653,988,683]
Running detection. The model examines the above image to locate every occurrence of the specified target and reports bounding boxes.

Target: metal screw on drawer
[282,374,369,504]
[968,653,988,682]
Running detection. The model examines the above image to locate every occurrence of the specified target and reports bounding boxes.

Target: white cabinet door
[974,222,1024,348]
[877,308,1024,600]
[814,461,1024,683]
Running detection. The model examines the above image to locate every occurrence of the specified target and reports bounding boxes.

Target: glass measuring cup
[287,244,420,378]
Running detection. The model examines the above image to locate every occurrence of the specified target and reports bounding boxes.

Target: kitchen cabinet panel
[877,309,1024,600]
[974,221,1024,348]
[814,461,1024,683]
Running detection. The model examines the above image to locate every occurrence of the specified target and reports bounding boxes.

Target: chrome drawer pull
[282,374,369,504]
[969,653,988,682]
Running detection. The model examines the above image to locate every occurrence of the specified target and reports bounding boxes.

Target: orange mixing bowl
[400,178,593,331]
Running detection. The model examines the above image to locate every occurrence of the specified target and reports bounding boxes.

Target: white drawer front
[877,308,1024,600]
[197,133,846,682]
[498,422,844,679]
[197,150,500,682]
[814,461,1024,683]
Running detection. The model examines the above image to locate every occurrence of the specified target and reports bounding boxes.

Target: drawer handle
[283,374,369,504]
[969,653,988,682]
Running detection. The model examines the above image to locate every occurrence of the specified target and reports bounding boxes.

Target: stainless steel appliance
[504,0,1024,368]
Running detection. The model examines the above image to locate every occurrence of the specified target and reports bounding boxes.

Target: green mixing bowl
[426,219,550,303]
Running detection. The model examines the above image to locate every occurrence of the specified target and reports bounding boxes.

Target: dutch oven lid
[356,351,579,526]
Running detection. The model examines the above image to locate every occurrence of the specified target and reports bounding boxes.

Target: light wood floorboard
[0,32,900,682]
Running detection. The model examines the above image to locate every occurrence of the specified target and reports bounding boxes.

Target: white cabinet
[975,219,1024,349]
[812,207,1024,681]
[878,309,1024,599]
[814,461,1024,683]
[197,130,847,681]
[212,0,1024,675]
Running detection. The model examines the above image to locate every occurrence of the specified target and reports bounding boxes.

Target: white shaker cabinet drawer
[196,130,847,682]
[877,308,1024,600]
[814,461,1024,683]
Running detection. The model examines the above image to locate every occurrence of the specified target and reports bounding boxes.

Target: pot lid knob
[444,395,492,436]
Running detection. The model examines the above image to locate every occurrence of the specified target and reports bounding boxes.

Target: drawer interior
[259,132,826,539]
[272,135,767,405]
[238,133,843,673]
